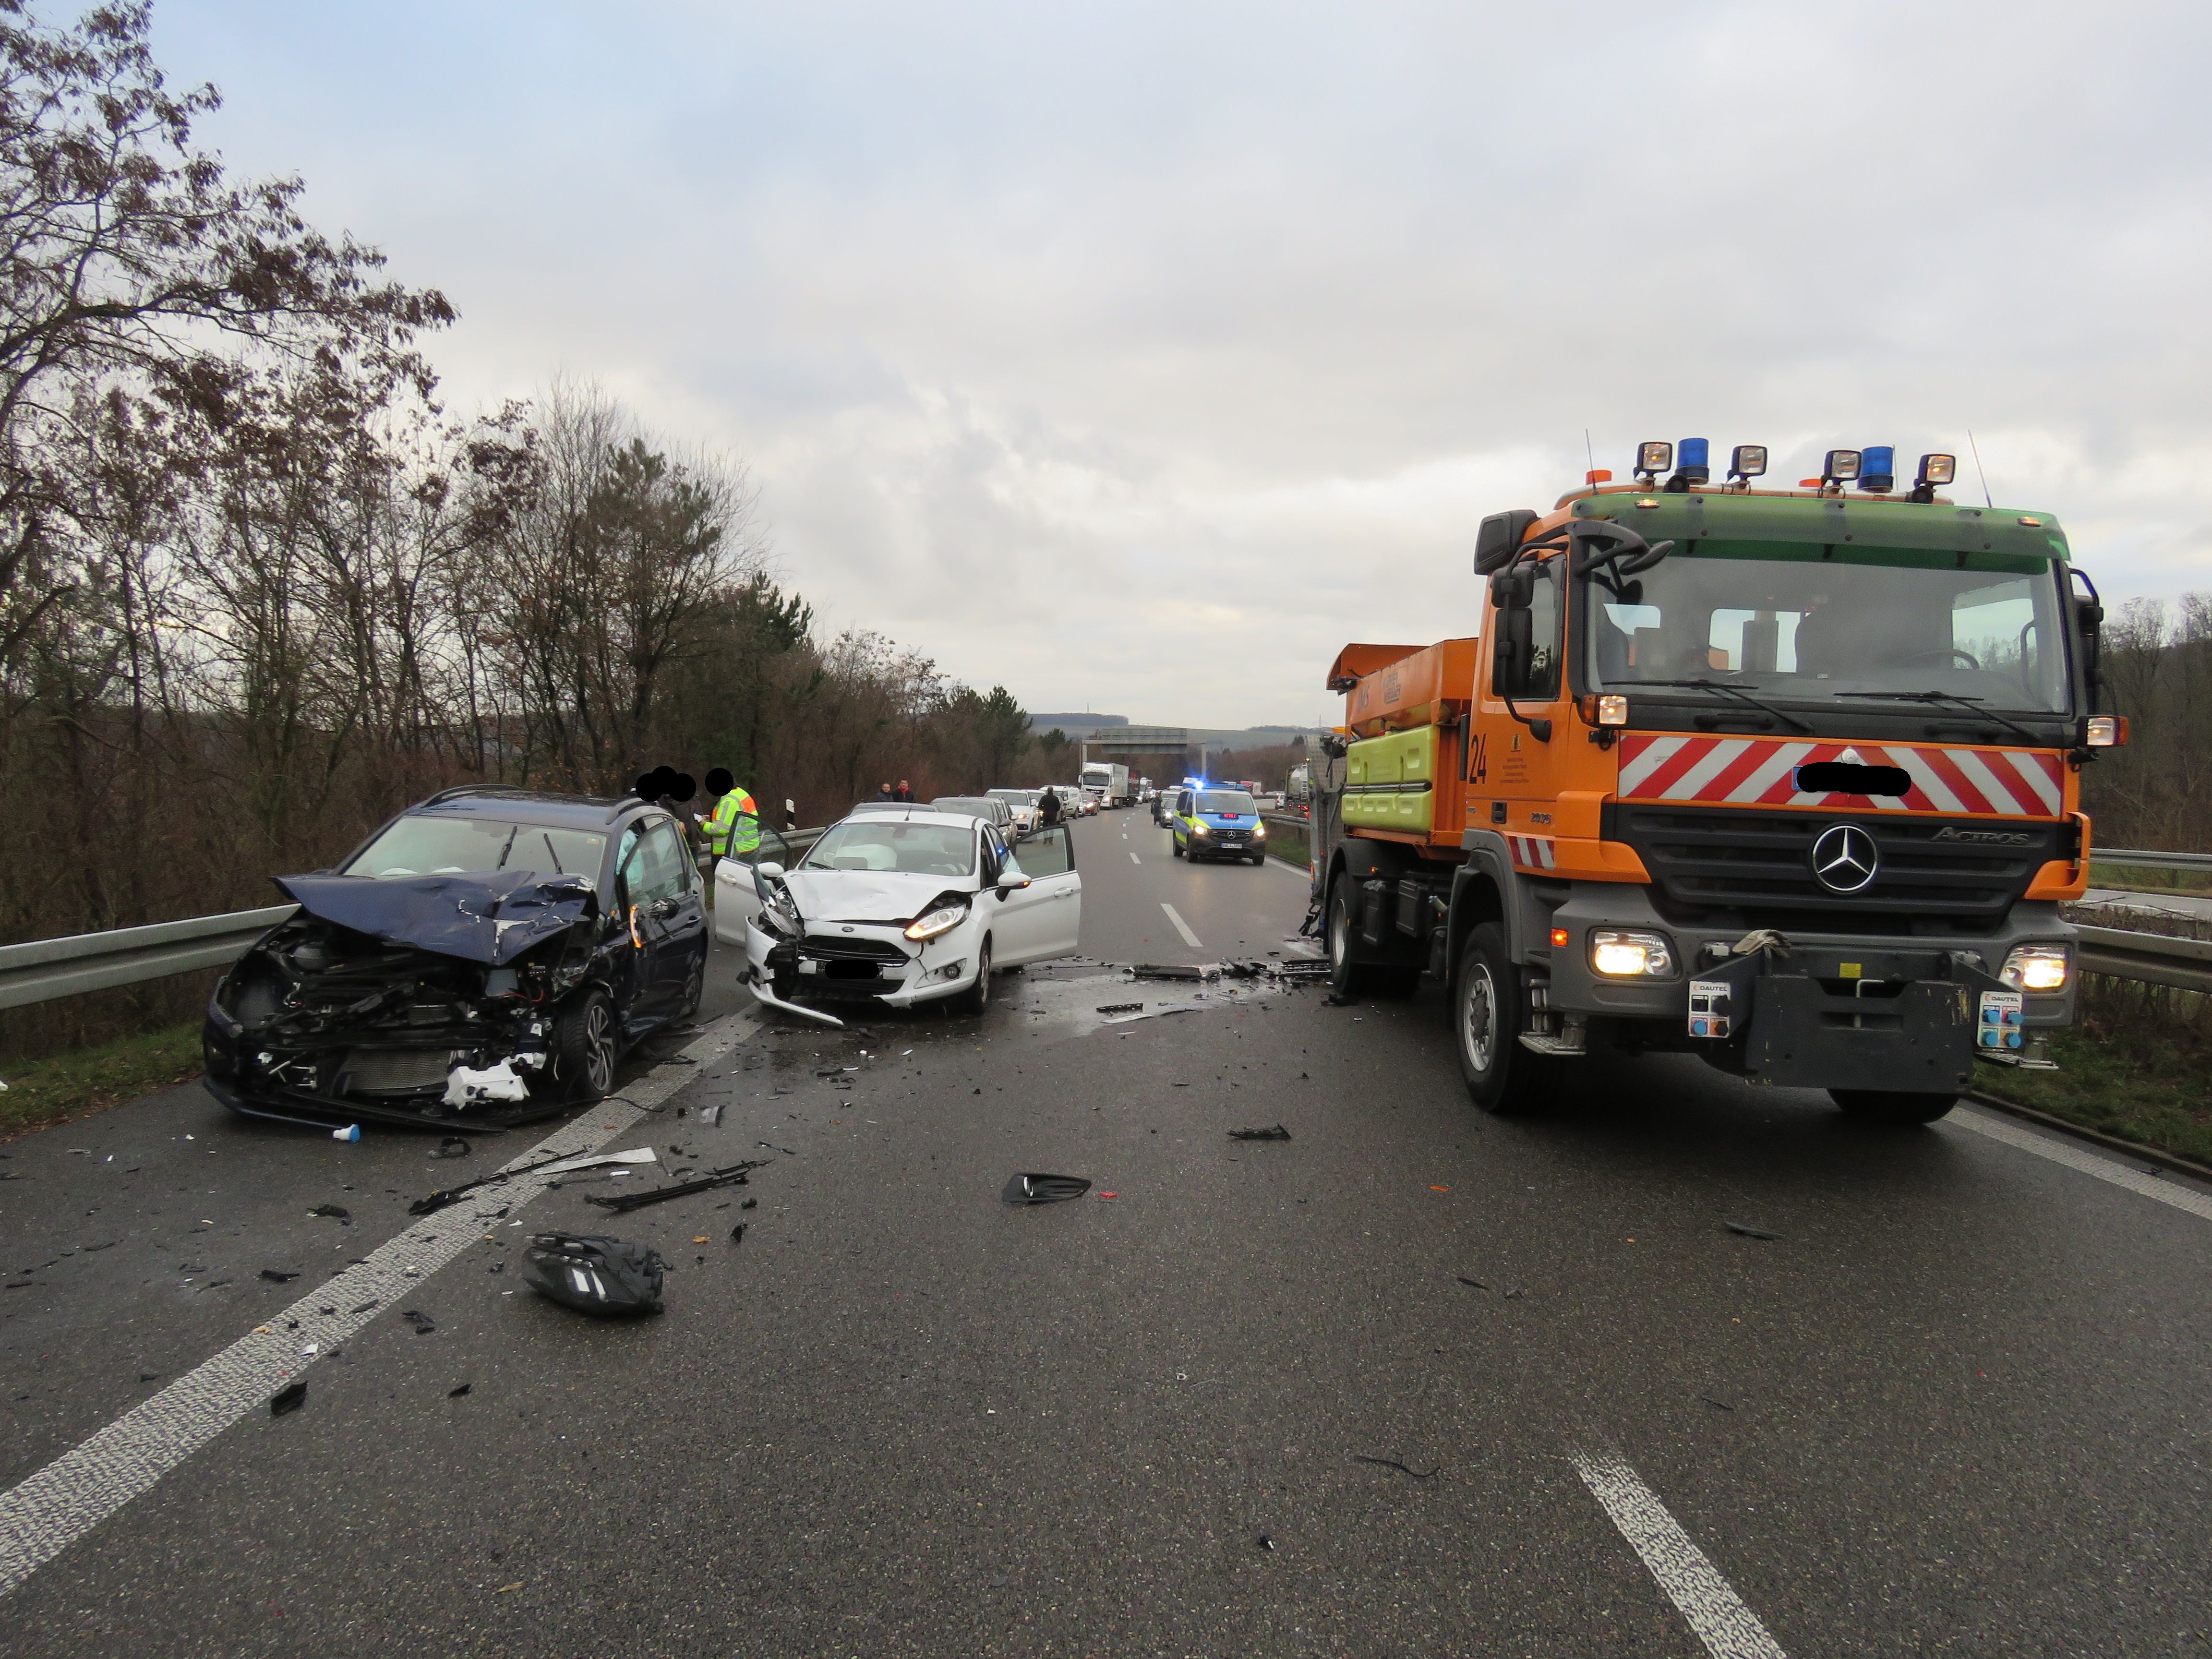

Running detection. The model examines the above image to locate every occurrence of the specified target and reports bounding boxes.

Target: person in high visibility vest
[703,768,760,859]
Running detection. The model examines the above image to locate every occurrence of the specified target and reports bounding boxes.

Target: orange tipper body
[1310,461,2108,1115]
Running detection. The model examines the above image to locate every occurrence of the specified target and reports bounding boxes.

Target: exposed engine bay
[203,871,612,1129]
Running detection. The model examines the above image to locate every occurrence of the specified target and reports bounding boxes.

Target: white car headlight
[2001,944,2069,992]
[1589,928,1674,978]
[905,902,970,942]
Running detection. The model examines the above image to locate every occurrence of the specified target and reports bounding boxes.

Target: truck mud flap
[1695,949,2002,1094]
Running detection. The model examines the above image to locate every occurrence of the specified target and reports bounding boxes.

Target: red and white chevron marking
[1616,735,2063,817]
[1506,834,1557,871]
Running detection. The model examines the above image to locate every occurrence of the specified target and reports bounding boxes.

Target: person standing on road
[1034,785,1062,828]
[704,768,761,864]
[875,781,894,801]
[895,779,913,803]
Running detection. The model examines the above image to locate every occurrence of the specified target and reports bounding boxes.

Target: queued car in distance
[931,794,1018,833]
[1169,784,1270,864]
[1056,784,1095,818]
[986,787,1042,833]
[203,788,709,1130]
[714,808,1081,1023]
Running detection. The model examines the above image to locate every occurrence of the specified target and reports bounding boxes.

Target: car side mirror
[997,870,1031,894]
[756,861,784,881]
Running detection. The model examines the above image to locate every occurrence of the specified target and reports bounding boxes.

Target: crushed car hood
[273,872,598,966]
[781,868,965,924]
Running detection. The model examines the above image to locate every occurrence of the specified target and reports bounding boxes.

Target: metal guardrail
[4,823,2208,1015]
[2090,847,2212,873]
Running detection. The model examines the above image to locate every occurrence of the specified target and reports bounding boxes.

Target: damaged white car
[715,809,1080,1022]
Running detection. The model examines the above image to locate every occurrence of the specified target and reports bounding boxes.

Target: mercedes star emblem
[1811,823,1878,894]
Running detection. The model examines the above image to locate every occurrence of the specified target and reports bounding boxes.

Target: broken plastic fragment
[443,1061,529,1109]
[1001,1173,1092,1205]
[1354,1455,1440,1480]
[583,1162,765,1214]
[401,1309,437,1334]
[429,1137,472,1160]
[308,1204,350,1220]
[259,1269,300,1283]
[448,1382,472,1398]
[522,1233,666,1316]
[269,1381,308,1417]
[1228,1125,1292,1142]
[1723,1222,1782,1241]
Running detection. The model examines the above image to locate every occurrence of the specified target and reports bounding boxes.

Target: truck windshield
[1581,542,2071,714]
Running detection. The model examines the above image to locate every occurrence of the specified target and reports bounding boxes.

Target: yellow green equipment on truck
[1310,439,2125,1127]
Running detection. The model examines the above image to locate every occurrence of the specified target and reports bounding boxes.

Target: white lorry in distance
[1078,761,1132,808]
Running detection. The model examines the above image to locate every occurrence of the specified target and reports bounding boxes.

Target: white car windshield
[803,820,977,877]
[344,816,607,881]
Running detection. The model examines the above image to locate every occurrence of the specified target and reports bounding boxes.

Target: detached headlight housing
[1589,928,1674,978]
[904,902,970,942]
[2001,944,2070,992]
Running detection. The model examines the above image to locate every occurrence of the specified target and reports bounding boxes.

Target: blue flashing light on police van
[1859,445,1896,494]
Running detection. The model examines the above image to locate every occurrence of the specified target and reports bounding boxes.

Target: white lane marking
[1950,1105,2212,1223]
[1129,851,1141,865]
[1574,1451,1788,1659]
[0,1009,760,1600]
[1160,902,1202,948]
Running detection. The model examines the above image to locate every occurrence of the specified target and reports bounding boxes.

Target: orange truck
[1311,440,2124,1126]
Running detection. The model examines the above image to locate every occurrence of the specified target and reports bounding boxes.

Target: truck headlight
[905,903,970,942]
[1589,929,1674,978]
[2001,944,2069,992]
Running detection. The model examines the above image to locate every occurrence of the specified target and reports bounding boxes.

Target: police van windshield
[1198,791,1258,815]
[345,816,608,881]
[1581,542,2072,714]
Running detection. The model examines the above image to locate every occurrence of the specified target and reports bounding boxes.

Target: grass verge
[1972,998,2212,1168]
[0,1021,203,1142]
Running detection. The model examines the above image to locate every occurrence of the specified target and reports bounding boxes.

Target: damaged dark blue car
[203,788,708,1131]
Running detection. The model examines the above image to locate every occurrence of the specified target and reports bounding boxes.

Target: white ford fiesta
[714,809,1081,1023]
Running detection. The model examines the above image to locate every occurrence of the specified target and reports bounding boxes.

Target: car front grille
[801,934,911,965]
[338,1047,459,1095]
[1606,804,2066,937]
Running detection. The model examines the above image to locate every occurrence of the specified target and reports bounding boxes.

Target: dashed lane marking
[1160,902,1202,949]
[1574,1450,1789,1659]
[1950,1104,2212,1223]
[0,1009,761,1600]
[1129,851,1141,865]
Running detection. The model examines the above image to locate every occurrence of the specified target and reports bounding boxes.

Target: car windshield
[1199,791,1258,815]
[344,816,607,881]
[803,820,977,877]
[1581,542,2072,713]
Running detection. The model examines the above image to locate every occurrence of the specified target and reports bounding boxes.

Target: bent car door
[996,824,1081,964]
[617,818,703,1018]
[710,826,793,945]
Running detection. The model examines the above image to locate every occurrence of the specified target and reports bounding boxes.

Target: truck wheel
[1326,876,1416,997]
[1455,923,1562,1115]
[1829,1089,1957,1126]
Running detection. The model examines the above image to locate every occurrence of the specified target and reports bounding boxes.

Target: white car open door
[711,824,793,947]
[992,824,1081,964]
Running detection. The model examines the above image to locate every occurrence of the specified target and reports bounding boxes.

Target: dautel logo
[1930,827,2032,847]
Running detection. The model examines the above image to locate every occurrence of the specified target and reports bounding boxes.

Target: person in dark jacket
[1034,786,1062,827]
[895,779,913,803]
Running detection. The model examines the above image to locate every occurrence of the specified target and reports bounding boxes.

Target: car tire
[676,944,705,1018]
[1455,922,1563,1115]
[1829,1089,1957,1126]
[950,937,992,1016]
[551,987,619,1104]
[1172,838,1184,858]
[1250,854,1265,866]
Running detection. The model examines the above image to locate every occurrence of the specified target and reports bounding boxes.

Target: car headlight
[2001,944,2069,992]
[1589,928,1674,978]
[1252,823,1267,839]
[1191,821,1209,835]
[905,902,970,942]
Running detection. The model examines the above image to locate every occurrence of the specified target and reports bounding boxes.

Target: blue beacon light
[1859,445,1897,494]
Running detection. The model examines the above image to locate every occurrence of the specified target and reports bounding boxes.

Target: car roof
[827,808,981,831]
[405,788,654,832]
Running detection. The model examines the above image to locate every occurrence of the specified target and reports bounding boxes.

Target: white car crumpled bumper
[744,915,981,1008]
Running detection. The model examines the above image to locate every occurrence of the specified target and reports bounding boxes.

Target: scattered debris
[1218,961,1267,979]
[757,1142,794,1155]
[1455,1276,1487,1290]
[1228,1125,1292,1142]
[443,1060,529,1108]
[409,1147,659,1215]
[1255,1535,1276,1552]
[401,1309,437,1334]
[741,1197,757,1210]
[1002,1173,1092,1205]
[1701,1396,1734,1411]
[1095,1002,1143,1015]
[349,1299,378,1315]
[1271,959,1332,981]
[729,1224,747,1246]
[583,1161,766,1214]
[698,1102,723,1128]
[1723,1222,1783,1241]
[428,1137,472,1160]
[522,1233,667,1316]
[259,1269,301,1283]
[1354,1455,1440,1480]
[307,1204,350,1221]
[269,1382,308,1417]
[1130,963,1211,981]
[1322,992,1356,1007]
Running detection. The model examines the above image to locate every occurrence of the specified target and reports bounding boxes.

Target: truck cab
[1313,442,2121,1127]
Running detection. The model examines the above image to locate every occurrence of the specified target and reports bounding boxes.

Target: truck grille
[1606,805,2067,937]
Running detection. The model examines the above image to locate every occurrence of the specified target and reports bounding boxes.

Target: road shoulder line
[1950,1104,2212,1223]
[0,1009,759,1600]
[1574,1450,1789,1659]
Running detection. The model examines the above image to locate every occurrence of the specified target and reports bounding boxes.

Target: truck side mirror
[1475,508,1540,575]
[2074,594,2104,692]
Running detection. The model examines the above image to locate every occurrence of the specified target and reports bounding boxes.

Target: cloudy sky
[154,1,2211,728]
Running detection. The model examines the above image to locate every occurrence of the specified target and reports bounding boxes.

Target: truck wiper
[1627,678,1815,735]
[1831,690,2047,746]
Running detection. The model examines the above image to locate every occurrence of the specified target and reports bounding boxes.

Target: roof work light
[1635,441,1672,480]
[1909,452,1957,502]
[1821,449,1862,485]
[1728,445,1767,482]
[1860,445,1897,493]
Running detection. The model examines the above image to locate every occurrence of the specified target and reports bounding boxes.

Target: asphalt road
[2,808,2209,1657]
